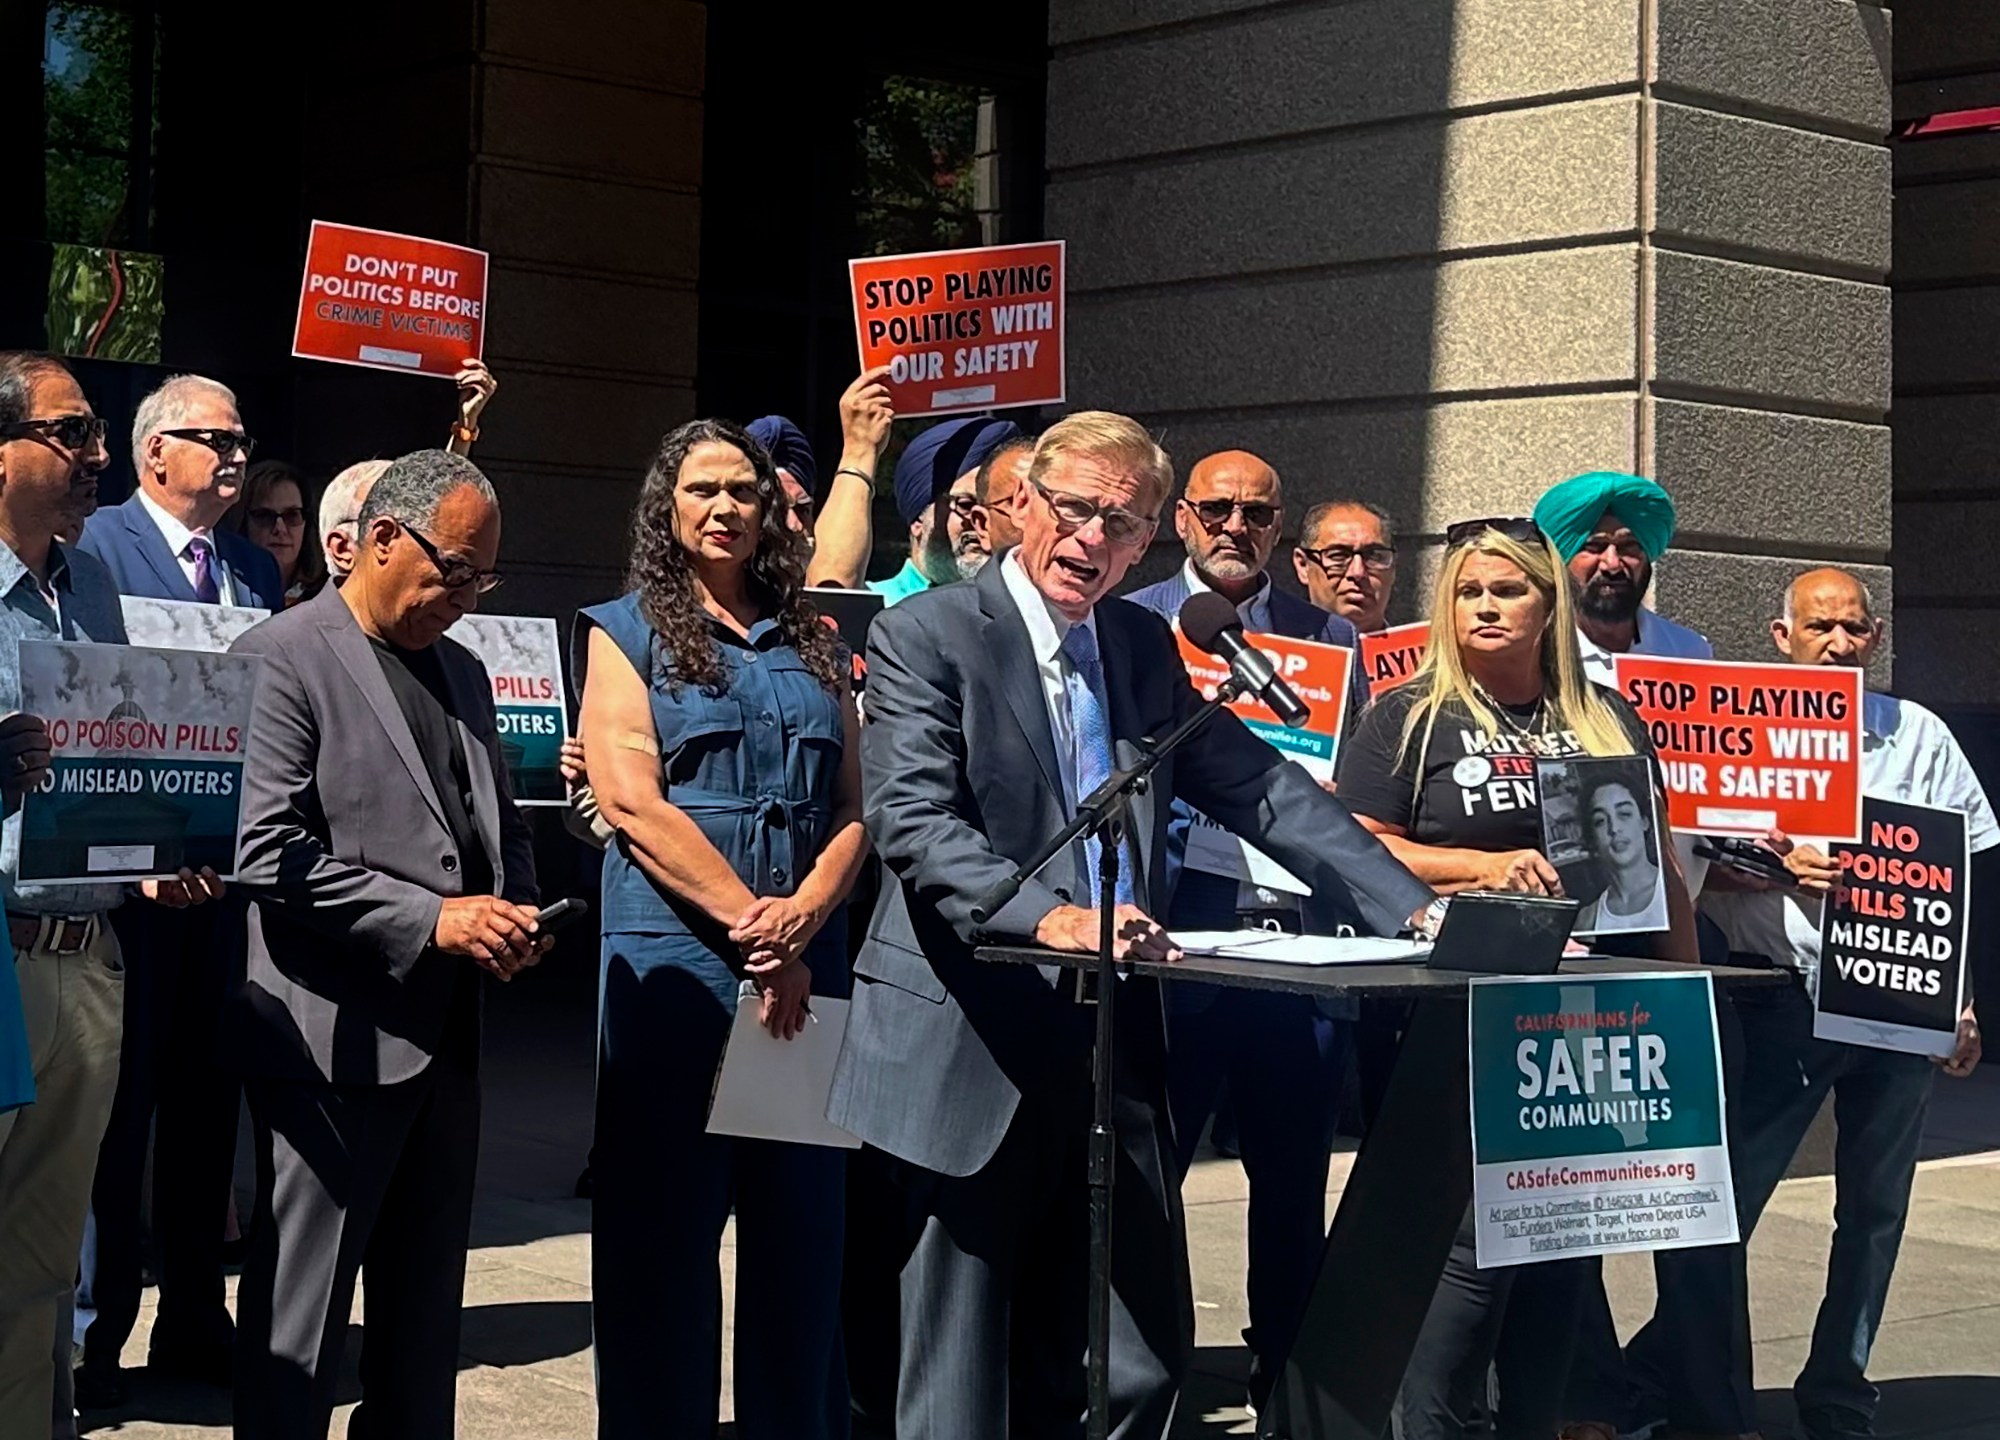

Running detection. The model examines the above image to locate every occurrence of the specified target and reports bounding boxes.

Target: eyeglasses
[945,495,981,521]
[1186,497,1279,530]
[1445,516,1543,549]
[1029,478,1158,547]
[402,521,504,594]
[0,415,106,451]
[161,428,256,461]
[248,506,306,529]
[1299,542,1396,575]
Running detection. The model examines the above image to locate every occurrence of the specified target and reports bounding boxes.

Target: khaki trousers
[0,924,123,1435]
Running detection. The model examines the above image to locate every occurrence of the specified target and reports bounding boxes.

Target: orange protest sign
[292,221,488,379]
[849,241,1065,419]
[1613,655,1863,841]
[1176,628,1352,780]
[1361,622,1430,698]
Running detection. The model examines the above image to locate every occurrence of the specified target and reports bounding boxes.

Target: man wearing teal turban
[1532,470,1712,683]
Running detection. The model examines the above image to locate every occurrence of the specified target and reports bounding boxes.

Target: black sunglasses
[1,415,106,451]
[161,427,256,461]
[1187,497,1279,529]
[402,521,504,594]
[1445,516,1544,549]
[1299,542,1396,575]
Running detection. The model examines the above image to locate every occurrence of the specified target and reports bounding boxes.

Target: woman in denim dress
[577,418,868,1439]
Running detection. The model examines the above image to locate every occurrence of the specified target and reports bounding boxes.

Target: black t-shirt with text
[1335,683,1654,855]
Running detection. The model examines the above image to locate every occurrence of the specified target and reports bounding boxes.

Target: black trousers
[233,1060,480,1440]
[85,902,241,1366]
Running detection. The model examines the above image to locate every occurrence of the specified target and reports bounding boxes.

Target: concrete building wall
[1048,0,1893,673]
[1894,3,2000,712]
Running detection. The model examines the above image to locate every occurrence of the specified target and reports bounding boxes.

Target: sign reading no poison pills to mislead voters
[445,615,570,806]
[15,640,261,883]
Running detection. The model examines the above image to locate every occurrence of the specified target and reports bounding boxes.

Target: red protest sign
[1176,629,1351,780]
[849,241,1064,419]
[1361,622,1430,698]
[292,221,488,379]
[1613,655,1863,841]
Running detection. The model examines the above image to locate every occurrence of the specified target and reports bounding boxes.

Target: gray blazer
[229,586,537,1086]
[827,560,1432,1177]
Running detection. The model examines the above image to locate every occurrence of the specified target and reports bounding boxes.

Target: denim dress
[578,592,854,1440]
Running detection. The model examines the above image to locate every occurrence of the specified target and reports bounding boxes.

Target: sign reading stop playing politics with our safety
[849,241,1065,419]
[1613,655,1863,842]
[293,221,489,379]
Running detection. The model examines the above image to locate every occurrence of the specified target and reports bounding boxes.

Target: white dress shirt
[137,487,236,606]
[1182,559,1274,634]
[1701,692,2000,993]
[1000,551,1100,814]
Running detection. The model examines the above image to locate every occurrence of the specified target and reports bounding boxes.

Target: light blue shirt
[0,538,130,917]
[866,559,931,608]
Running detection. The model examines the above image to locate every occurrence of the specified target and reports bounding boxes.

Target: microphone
[1178,592,1312,728]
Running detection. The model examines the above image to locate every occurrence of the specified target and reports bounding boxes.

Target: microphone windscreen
[1178,591,1240,654]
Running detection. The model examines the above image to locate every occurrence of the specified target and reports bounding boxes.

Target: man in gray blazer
[227,450,547,1440]
[828,412,1433,1440]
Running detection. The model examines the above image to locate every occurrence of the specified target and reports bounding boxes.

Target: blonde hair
[1399,525,1634,763]
[1028,411,1174,515]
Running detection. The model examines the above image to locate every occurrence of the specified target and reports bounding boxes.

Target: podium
[977,946,1781,1440]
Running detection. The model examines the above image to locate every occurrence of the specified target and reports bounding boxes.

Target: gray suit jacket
[229,586,537,1086]
[826,560,1431,1177]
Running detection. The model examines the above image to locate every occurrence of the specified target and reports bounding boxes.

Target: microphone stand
[971,677,1248,1440]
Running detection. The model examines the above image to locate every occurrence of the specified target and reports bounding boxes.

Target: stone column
[1047,0,1892,666]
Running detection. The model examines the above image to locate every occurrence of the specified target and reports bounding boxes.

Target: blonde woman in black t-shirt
[1335,516,1694,1440]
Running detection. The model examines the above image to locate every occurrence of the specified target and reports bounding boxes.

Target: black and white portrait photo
[1537,755,1669,936]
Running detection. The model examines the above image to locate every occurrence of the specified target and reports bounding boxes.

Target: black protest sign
[809,587,885,692]
[1815,797,1968,1057]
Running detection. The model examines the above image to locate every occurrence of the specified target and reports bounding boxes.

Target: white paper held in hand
[707,981,862,1149]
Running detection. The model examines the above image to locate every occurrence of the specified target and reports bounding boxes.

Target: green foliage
[43,4,158,247]
[854,76,984,257]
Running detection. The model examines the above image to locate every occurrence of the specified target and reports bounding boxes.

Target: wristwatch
[451,422,479,446]
[1414,896,1450,941]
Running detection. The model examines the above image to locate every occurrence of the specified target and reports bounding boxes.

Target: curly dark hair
[627,417,844,694]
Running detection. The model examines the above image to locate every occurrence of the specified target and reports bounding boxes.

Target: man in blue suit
[1124,449,1359,1419]
[71,374,273,1403]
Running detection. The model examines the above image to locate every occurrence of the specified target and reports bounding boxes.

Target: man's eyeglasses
[1445,516,1543,549]
[248,506,306,529]
[945,495,981,521]
[1029,479,1157,547]
[1186,497,1279,530]
[1299,542,1396,575]
[0,415,106,452]
[402,521,503,594]
[161,428,256,461]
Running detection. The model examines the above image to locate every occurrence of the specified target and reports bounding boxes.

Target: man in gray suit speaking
[227,450,548,1439]
[828,412,1433,1439]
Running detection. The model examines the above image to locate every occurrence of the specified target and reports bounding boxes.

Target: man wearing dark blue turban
[867,416,1022,605]
[746,414,818,538]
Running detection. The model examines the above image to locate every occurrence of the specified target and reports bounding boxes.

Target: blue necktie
[1060,624,1135,906]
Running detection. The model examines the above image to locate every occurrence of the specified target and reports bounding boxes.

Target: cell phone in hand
[533,897,592,933]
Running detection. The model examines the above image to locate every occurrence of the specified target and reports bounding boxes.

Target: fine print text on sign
[1174,629,1351,894]
[1816,798,1969,1058]
[446,615,569,806]
[293,220,489,379]
[16,640,262,884]
[1614,655,1863,842]
[1468,971,1737,1269]
[1361,622,1429,698]
[849,241,1065,419]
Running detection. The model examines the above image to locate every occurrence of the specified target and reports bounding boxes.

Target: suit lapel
[125,498,196,602]
[316,592,449,830]
[977,564,1064,803]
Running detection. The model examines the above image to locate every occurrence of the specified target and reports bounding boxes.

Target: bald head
[1774,567,1881,668]
[1175,450,1284,598]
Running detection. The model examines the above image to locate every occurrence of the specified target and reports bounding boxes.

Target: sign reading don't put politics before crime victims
[1613,655,1863,842]
[293,220,489,379]
[446,615,570,807]
[16,640,262,884]
[849,241,1065,419]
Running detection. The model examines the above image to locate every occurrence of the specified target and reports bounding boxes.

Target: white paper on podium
[1170,930,1434,966]
[706,984,862,1149]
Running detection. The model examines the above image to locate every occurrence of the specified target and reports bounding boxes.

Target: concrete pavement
[75,956,2000,1438]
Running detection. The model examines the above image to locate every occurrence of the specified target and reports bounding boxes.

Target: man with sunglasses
[1125,449,1364,1416]
[71,373,283,1404]
[227,449,545,1439]
[830,413,1431,1440]
[0,353,225,1433]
